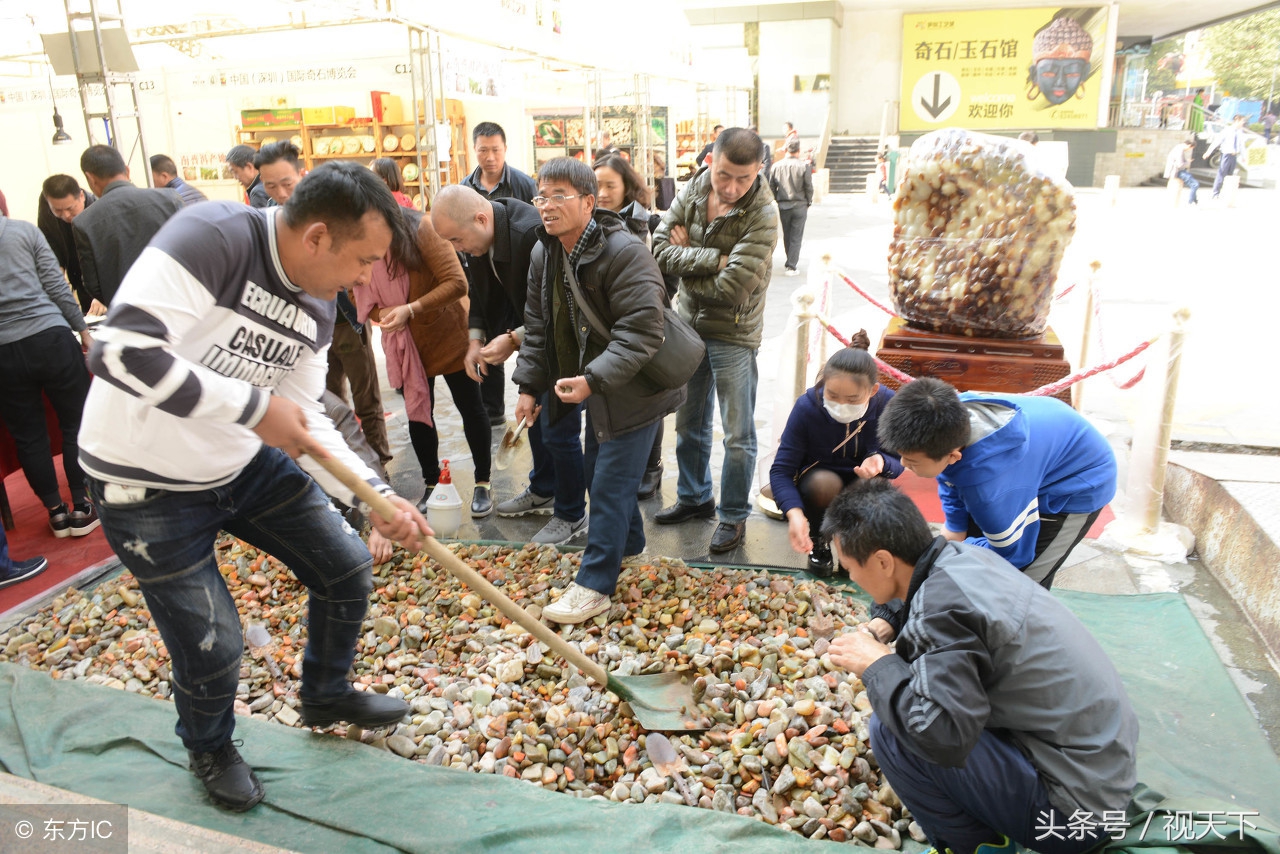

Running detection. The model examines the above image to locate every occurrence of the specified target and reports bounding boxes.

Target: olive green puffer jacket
[652,167,778,349]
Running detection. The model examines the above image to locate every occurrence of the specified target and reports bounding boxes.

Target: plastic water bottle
[425,459,463,538]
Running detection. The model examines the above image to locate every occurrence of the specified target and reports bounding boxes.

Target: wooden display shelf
[876,317,1072,405]
[235,101,469,185]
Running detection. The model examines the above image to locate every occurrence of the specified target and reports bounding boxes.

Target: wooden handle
[308,453,610,687]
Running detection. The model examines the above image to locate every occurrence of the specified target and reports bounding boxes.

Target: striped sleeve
[86,246,269,427]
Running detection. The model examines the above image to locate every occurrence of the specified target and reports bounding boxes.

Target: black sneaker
[0,556,49,590]
[188,740,265,812]
[48,504,72,539]
[807,541,836,577]
[69,503,100,537]
[301,689,409,728]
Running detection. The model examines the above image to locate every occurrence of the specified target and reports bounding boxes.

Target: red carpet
[1,457,117,615]
[896,469,1114,536]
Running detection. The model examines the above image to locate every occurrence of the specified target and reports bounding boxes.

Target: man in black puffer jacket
[513,157,685,624]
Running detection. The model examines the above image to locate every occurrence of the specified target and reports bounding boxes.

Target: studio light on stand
[49,77,72,145]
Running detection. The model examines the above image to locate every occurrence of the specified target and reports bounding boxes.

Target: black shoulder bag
[562,259,705,390]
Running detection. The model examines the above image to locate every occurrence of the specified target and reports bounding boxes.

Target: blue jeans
[1212,153,1237,196]
[674,339,759,523]
[1177,170,1199,203]
[869,715,1105,854]
[527,395,586,522]
[575,418,659,595]
[86,446,374,754]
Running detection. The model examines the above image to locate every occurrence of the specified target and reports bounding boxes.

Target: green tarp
[0,590,1277,853]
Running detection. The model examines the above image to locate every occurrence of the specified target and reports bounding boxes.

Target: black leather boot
[189,741,265,812]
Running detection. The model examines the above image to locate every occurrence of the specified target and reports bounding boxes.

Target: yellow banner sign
[901,7,1109,131]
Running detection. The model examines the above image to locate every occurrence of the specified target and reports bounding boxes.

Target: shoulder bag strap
[561,250,611,341]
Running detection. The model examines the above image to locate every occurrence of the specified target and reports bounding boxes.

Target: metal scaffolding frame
[62,0,152,182]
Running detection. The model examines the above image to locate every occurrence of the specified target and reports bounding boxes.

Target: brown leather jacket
[405,213,470,378]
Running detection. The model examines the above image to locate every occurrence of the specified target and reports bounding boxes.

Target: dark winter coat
[465,198,542,339]
[769,384,903,515]
[513,209,685,443]
[652,166,777,349]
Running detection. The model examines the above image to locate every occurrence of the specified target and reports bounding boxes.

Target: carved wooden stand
[876,317,1072,405]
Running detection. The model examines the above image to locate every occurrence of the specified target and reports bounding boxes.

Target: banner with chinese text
[901,7,1110,131]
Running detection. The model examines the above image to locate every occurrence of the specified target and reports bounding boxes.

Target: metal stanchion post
[1073,261,1099,411]
[1137,307,1191,535]
[794,290,816,403]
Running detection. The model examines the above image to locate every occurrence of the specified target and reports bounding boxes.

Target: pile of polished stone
[2,537,925,845]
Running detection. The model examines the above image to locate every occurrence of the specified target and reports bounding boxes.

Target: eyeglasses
[532,194,578,208]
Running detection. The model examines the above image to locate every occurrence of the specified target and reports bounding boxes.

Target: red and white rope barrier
[835,272,897,318]
[1023,336,1156,397]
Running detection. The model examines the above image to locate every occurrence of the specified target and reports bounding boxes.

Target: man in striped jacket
[79,162,429,812]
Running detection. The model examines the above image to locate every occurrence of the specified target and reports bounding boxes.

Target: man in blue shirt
[877,378,1115,589]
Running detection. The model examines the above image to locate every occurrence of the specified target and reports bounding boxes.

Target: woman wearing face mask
[593,154,678,500]
[768,337,902,575]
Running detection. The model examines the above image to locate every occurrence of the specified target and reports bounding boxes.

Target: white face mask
[824,400,868,424]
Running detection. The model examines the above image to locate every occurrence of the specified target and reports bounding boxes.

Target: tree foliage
[1202,9,1280,98]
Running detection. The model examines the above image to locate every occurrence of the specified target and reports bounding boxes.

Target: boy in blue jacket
[877,378,1115,589]
[770,344,902,576]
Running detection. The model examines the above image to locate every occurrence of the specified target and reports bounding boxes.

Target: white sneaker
[784,268,800,277]
[531,515,588,545]
[543,583,611,624]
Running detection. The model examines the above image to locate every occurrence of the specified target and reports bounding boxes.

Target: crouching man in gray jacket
[825,479,1137,854]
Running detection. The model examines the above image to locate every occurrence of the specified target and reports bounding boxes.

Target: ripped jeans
[86,446,374,754]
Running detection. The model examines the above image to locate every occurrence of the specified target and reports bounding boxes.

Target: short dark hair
[820,346,878,387]
[472,122,506,144]
[712,124,724,133]
[283,161,402,250]
[537,156,597,198]
[1018,130,1040,145]
[150,154,178,176]
[80,145,127,180]
[786,139,801,154]
[226,145,257,167]
[370,157,405,193]
[42,174,82,199]
[592,153,650,208]
[877,377,970,459]
[821,479,934,565]
[254,141,301,171]
[785,121,794,131]
[713,127,765,167]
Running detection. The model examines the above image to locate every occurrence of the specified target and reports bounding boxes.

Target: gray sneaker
[531,515,588,545]
[495,487,555,517]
